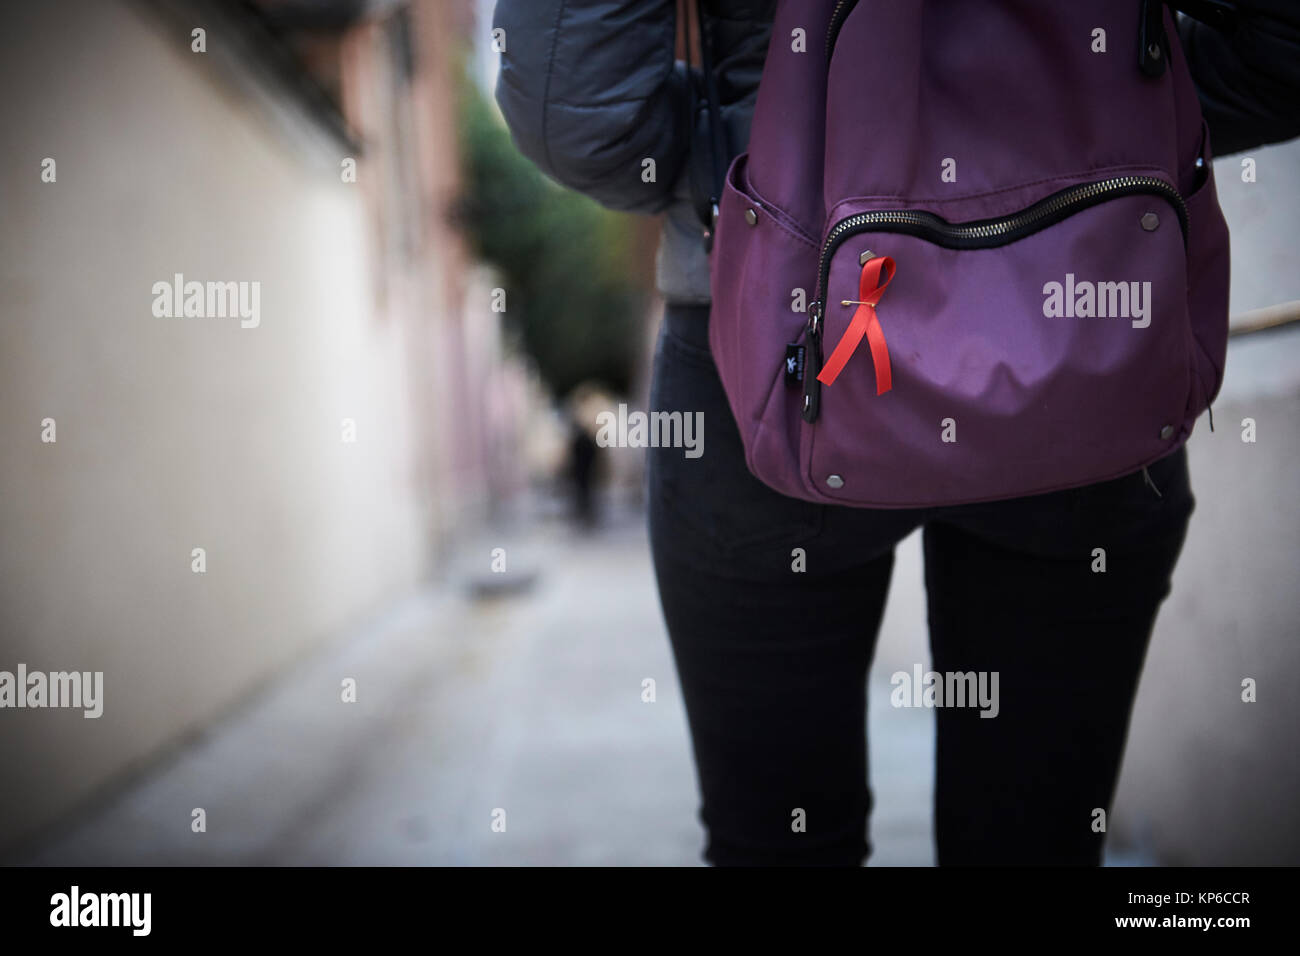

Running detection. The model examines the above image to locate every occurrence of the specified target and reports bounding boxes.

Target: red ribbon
[816,254,896,393]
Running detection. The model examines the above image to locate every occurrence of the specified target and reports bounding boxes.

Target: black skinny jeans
[647,303,1194,866]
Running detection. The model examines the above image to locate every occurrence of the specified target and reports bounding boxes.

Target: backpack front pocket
[800,172,1199,507]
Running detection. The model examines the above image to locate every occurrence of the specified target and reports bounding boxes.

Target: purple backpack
[705,0,1231,507]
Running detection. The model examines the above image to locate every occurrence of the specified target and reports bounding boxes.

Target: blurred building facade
[1,0,1294,867]
[0,0,533,849]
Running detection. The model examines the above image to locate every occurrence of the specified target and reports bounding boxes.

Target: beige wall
[0,0,444,847]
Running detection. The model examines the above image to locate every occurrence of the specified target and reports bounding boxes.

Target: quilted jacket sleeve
[492,0,688,214]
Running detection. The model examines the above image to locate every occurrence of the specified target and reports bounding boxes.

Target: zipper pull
[1138,0,1168,77]
[802,302,823,423]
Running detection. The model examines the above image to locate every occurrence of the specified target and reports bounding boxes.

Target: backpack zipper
[802,174,1189,423]
[826,0,861,61]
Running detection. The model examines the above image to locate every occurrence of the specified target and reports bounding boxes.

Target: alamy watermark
[50,886,150,936]
[0,664,103,718]
[595,403,703,459]
[152,273,260,328]
[891,664,999,718]
[1042,273,1151,328]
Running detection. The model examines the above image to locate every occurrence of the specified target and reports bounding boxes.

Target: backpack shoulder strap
[1143,0,1240,74]
[692,0,728,249]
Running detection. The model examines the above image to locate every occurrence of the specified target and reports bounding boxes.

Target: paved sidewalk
[18,506,940,866]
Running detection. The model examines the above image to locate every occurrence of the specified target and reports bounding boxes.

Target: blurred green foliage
[456,78,646,398]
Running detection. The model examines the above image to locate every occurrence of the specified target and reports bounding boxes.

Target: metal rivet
[1147,43,1162,59]
[1141,212,1160,231]
[1159,424,1175,440]
[826,474,844,489]
[859,249,876,264]
[744,208,758,226]
[1195,156,1205,169]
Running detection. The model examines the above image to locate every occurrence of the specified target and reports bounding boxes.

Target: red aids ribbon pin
[816,254,896,394]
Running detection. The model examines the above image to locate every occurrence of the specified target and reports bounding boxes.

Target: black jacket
[1178,0,1300,155]
[493,0,1299,302]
